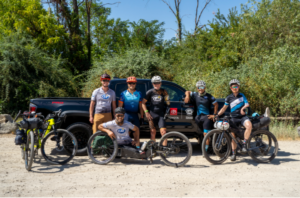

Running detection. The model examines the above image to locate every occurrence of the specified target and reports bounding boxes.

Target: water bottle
[141,141,148,151]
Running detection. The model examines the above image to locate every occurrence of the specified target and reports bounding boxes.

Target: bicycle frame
[23,118,56,151]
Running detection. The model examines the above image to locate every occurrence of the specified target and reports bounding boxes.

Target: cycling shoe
[230,154,236,161]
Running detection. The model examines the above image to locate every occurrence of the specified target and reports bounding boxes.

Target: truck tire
[66,122,92,156]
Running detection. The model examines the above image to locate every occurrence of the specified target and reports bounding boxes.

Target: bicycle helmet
[151,76,162,83]
[126,76,137,83]
[196,80,206,87]
[115,107,125,114]
[229,79,240,86]
[100,73,111,81]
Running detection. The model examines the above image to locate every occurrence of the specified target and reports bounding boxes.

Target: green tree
[0,33,77,114]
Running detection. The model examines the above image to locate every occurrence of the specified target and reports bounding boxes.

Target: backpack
[92,135,113,150]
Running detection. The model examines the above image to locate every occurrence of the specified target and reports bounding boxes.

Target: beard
[115,119,124,125]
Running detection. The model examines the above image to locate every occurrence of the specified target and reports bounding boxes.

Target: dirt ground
[0,134,299,197]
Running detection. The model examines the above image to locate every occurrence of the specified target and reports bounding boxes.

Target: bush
[82,48,172,97]
[0,33,77,115]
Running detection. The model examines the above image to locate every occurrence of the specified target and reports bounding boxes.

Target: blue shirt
[119,90,143,113]
[225,93,249,117]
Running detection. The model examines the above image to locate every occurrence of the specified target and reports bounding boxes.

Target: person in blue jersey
[184,80,218,154]
[217,79,253,161]
[118,76,143,149]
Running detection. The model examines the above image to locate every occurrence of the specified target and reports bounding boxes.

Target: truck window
[161,84,184,102]
[115,83,147,99]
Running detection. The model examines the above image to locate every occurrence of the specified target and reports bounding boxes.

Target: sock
[136,146,140,149]
[232,149,236,155]
[205,145,209,151]
[243,139,247,144]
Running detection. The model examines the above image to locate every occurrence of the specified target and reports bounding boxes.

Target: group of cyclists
[89,73,253,161]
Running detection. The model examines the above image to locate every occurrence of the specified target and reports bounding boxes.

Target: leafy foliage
[82,48,172,97]
[0,33,77,114]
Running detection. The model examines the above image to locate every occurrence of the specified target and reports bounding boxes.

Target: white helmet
[196,80,206,87]
[151,76,162,83]
[229,79,240,86]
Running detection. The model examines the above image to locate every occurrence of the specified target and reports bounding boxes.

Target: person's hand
[89,116,93,124]
[185,91,191,96]
[107,131,116,140]
[240,109,246,115]
[207,115,215,120]
[145,112,152,121]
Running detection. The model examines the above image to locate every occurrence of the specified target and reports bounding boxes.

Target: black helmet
[100,73,111,81]
[115,107,125,114]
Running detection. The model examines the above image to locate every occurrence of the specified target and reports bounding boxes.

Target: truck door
[160,83,198,133]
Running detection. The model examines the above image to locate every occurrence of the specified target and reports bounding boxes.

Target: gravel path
[0,135,299,197]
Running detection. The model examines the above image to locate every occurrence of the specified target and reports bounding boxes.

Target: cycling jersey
[103,120,135,145]
[119,90,142,113]
[91,87,116,114]
[144,88,169,116]
[225,93,249,118]
[190,92,217,115]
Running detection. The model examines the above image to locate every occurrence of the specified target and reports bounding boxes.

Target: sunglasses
[102,80,110,82]
[128,83,136,85]
[198,86,205,90]
[116,114,124,117]
[153,82,161,85]
[231,85,239,89]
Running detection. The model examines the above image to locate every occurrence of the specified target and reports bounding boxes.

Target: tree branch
[195,0,211,33]
[161,0,176,16]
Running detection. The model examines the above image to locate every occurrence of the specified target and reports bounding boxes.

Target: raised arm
[184,91,191,104]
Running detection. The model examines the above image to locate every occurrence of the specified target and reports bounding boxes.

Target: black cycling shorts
[149,112,166,129]
[230,116,250,128]
[195,114,214,133]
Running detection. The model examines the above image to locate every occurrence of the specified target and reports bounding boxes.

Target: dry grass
[269,120,300,140]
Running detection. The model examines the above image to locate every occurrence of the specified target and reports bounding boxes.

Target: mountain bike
[202,115,278,164]
[14,109,78,171]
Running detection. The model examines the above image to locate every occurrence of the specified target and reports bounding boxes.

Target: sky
[100,0,255,40]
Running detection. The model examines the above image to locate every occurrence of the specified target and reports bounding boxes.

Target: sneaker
[230,154,236,161]
[241,144,247,153]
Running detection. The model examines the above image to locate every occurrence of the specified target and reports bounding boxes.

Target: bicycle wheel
[158,132,192,167]
[24,131,34,171]
[202,129,231,164]
[247,130,278,163]
[87,131,118,165]
[212,132,231,158]
[21,144,25,160]
[41,129,78,165]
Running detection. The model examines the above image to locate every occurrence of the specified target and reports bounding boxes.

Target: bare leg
[133,130,140,147]
[150,129,156,141]
[231,132,237,150]
[160,128,167,146]
[243,121,252,140]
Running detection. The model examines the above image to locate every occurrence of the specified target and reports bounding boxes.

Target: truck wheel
[66,122,92,156]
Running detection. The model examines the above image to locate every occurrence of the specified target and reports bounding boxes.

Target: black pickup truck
[29,78,250,155]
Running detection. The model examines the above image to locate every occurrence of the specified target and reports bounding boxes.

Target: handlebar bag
[19,118,41,129]
[15,129,26,145]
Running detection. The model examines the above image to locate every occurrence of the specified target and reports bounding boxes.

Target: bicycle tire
[21,144,25,160]
[41,129,78,165]
[87,131,118,165]
[247,130,278,163]
[158,131,193,167]
[202,129,231,164]
[25,131,34,171]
